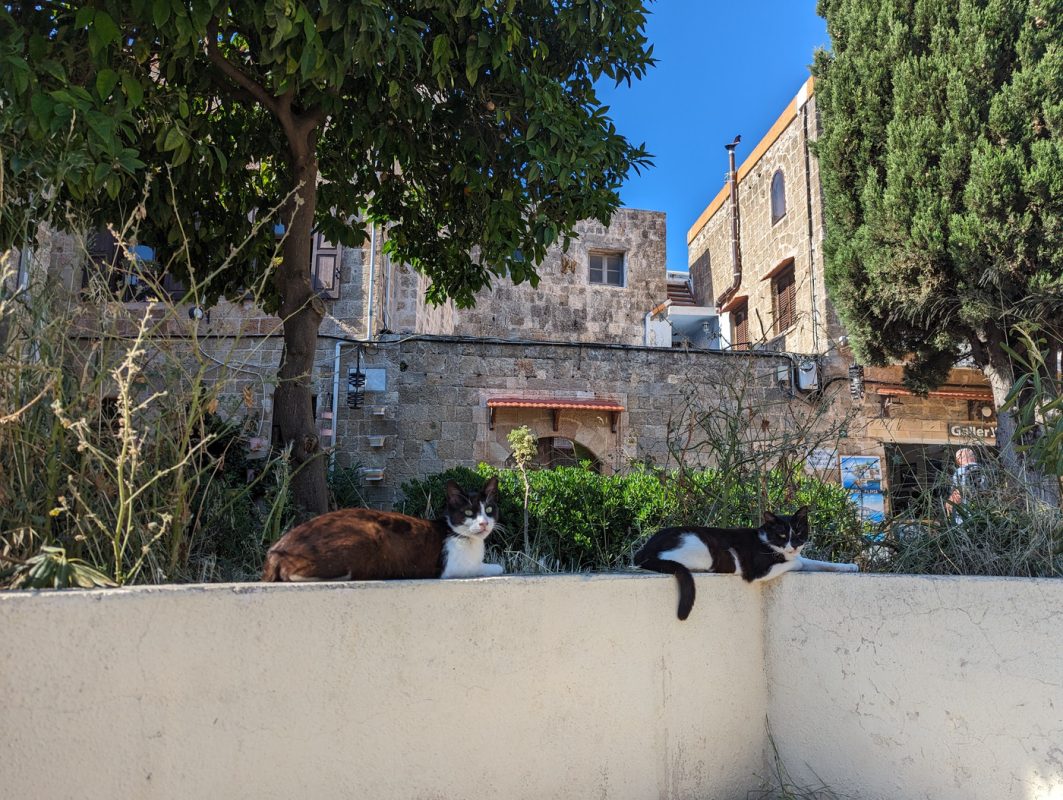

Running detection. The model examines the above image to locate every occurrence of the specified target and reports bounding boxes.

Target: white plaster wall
[0,574,766,800]
[763,574,1063,800]
[3,574,1061,800]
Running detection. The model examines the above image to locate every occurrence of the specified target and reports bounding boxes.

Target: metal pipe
[801,100,821,353]
[382,249,392,332]
[718,136,743,308]
[365,224,377,340]
[329,340,342,473]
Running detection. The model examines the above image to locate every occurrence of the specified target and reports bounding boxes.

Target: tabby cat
[262,478,504,581]
[634,507,858,620]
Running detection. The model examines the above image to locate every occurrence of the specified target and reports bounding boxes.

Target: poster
[807,448,838,471]
[840,455,885,523]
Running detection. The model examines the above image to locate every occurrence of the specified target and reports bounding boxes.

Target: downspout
[365,224,377,340]
[801,92,821,353]
[382,249,392,332]
[717,136,743,308]
[329,341,341,473]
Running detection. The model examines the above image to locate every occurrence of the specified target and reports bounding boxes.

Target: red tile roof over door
[487,397,625,412]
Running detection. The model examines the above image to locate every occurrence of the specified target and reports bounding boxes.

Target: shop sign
[949,423,997,439]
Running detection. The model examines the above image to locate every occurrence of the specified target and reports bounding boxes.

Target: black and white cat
[262,478,503,582]
[634,507,858,620]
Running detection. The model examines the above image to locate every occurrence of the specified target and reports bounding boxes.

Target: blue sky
[597,1,830,273]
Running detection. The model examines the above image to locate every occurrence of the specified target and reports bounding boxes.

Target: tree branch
[204,19,279,117]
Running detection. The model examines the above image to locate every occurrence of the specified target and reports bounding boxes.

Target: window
[771,170,786,224]
[311,232,341,300]
[772,263,797,334]
[83,228,185,301]
[589,251,624,286]
[731,300,750,351]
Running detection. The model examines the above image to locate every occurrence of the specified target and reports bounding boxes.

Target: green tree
[0,1,653,514]
[814,0,1063,504]
[506,424,536,553]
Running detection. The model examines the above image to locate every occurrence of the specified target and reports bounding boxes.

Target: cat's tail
[638,556,696,621]
[261,551,283,582]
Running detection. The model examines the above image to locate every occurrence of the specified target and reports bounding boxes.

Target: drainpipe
[717,136,743,308]
[800,92,821,353]
[365,224,377,340]
[330,341,342,473]
[382,249,392,332]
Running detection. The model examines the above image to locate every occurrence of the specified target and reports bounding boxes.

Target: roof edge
[686,75,815,246]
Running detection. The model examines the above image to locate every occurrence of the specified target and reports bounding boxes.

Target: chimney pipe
[719,135,743,307]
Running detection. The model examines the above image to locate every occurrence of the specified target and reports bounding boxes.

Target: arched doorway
[534,436,602,472]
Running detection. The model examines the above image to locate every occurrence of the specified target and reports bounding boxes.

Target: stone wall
[386,209,668,346]
[331,336,820,508]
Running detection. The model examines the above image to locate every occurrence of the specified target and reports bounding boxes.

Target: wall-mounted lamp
[848,363,865,400]
[347,347,365,409]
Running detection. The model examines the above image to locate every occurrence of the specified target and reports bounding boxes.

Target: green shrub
[396,464,865,573]
[329,464,368,510]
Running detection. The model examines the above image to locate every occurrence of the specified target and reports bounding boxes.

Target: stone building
[23,207,805,509]
[685,76,997,516]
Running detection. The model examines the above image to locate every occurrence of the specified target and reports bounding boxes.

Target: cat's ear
[762,511,779,525]
[793,505,809,519]
[483,476,498,497]
[444,481,466,508]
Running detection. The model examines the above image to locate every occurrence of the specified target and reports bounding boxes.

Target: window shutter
[85,228,120,292]
[773,266,796,335]
[311,232,340,300]
[733,304,749,351]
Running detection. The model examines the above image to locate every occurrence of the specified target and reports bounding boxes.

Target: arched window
[535,437,602,472]
[770,170,786,224]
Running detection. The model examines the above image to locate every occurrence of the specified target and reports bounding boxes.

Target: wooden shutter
[732,302,749,351]
[311,232,340,299]
[773,266,796,334]
[84,227,120,293]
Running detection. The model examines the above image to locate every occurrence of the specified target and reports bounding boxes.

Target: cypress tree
[815,0,1063,503]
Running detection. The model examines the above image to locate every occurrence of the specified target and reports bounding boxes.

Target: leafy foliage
[398,464,867,573]
[1,0,654,308]
[1,545,117,589]
[815,0,1063,386]
[880,453,1063,577]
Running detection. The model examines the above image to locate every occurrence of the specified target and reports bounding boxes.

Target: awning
[874,385,994,402]
[718,294,748,314]
[487,397,624,432]
[760,256,795,281]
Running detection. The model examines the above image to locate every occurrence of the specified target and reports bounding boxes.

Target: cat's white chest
[441,536,501,578]
[658,534,715,572]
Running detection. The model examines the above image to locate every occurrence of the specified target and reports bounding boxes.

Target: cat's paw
[480,563,504,577]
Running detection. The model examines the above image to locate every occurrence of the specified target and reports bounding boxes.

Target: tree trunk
[981,335,1062,507]
[273,142,329,517]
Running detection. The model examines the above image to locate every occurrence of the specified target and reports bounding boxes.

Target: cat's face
[760,506,810,559]
[444,477,500,539]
